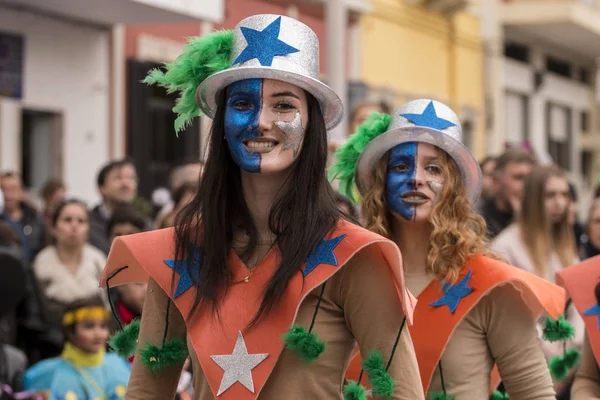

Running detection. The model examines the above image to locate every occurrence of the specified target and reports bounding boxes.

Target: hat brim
[196,66,343,131]
[356,126,482,203]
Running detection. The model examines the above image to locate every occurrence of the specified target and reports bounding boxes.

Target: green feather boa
[282,324,325,362]
[140,338,188,373]
[143,30,234,135]
[362,350,394,398]
[342,381,367,400]
[108,319,140,358]
[328,112,392,203]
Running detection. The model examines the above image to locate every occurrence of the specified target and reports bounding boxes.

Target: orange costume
[346,256,566,396]
[556,254,600,398]
[100,219,420,399]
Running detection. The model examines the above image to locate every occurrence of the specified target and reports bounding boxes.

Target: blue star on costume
[429,269,474,313]
[233,16,299,66]
[303,234,347,277]
[400,101,456,130]
[163,246,201,298]
[583,303,600,330]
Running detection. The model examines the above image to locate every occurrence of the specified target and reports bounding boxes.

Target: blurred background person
[108,205,146,241]
[490,165,583,398]
[39,179,66,229]
[581,198,600,260]
[479,149,536,238]
[89,160,138,255]
[478,156,497,206]
[153,161,203,229]
[157,181,197,229]
[334,192,358,221]
[568,183,586,253]
[0,172,47,265]
[33,199,106,348]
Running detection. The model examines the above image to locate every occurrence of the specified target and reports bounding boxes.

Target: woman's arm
[125,278,187,399]
[571,333,600,399]
[484,285,555,399]
[340,246,424,400]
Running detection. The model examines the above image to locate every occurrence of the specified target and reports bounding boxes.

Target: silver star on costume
[210,331,269,396]
[275,111,304,156]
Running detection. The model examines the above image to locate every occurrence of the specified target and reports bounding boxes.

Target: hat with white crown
[330,99,482,203]
[144,14,343,133]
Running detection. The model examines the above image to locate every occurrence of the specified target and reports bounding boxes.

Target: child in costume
[100,14,424,400]
[331,99,573,399]
[22,296,130,400]
[556,255,600,398]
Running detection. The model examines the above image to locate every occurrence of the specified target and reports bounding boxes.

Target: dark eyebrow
[270,91,301,100]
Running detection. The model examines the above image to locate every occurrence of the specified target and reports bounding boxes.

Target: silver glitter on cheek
[275,112,305,157]
[427,180,443,196]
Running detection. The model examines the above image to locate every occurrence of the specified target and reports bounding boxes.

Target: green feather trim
[108,319,140,358]
[548,349,581,380]
[342,381,367,400]
[143,30,234,135]
[282,324,325,363]
[428,392,456,400]
[139,338,188,373]
[489,391,510,400]
[361,350,394,398]
[542,315,575,342]
[328,112,392,203]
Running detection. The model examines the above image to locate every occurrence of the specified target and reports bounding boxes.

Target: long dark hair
[174,88,341,326]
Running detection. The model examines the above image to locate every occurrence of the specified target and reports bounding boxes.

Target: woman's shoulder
[83,243,108,261]
[32,246,58,274]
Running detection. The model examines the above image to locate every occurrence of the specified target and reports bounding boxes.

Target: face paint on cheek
[385,142,418,221]
[427,180,443,197]
[275,112,304,157]
[224,79,263,173]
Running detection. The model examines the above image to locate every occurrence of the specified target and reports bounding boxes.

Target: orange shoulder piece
[99,220,416,399]
[556,255,600,365]
[347,255,565,395]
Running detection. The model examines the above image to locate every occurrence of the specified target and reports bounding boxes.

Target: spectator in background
[490,165,583,398]
[90,160,138,254]
[153,162,203,229]
[108,205,146,241]
[334,192,358,220]
[33,199,106,339]
[582,199,600,260]
[479,149,536,238]
[479,156,496,202]
[0,172,47,264]
[158,182,198,229]
[39,179,65,228]
[568,183,586,252]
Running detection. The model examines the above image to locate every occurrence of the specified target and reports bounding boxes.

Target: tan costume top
[572,333,600,399]
[101,220,425,399]
[405,271,555,399]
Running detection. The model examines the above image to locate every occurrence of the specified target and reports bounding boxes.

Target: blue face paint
[386,142,418,221]
[224,79,263,173]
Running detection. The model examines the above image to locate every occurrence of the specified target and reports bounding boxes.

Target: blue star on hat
[429,269,474,313]
[583,303,600,330]
[303,234,347,277]
[163,246,201,298]
[400,101,456,130]
[233,16,299,67]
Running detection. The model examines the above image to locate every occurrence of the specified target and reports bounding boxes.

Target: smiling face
[386,142,445,223]
[224,78,309,174]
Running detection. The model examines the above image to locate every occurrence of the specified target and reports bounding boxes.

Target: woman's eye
[232,100,253,111]
[275,101,295,111]
[426,164,442,175]
[392,164,409,172]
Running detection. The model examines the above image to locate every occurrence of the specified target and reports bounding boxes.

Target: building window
[504,41,530,63]
[505,91,529,145]
[581,150,593,181]
[581,111,590,133]
[578,67,591,85]
[546,103,572,171]
[546,56,572,78]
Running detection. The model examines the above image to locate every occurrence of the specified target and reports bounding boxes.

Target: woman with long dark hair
[99,14,423,400]
[332,100,567,399]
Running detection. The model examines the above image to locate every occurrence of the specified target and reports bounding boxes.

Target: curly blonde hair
[361,147,492,282]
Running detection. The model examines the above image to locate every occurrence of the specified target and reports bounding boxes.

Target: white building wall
[0,7,110,205]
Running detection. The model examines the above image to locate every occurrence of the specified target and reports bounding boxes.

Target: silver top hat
[197,14,343,130]
[356,99,482,202]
